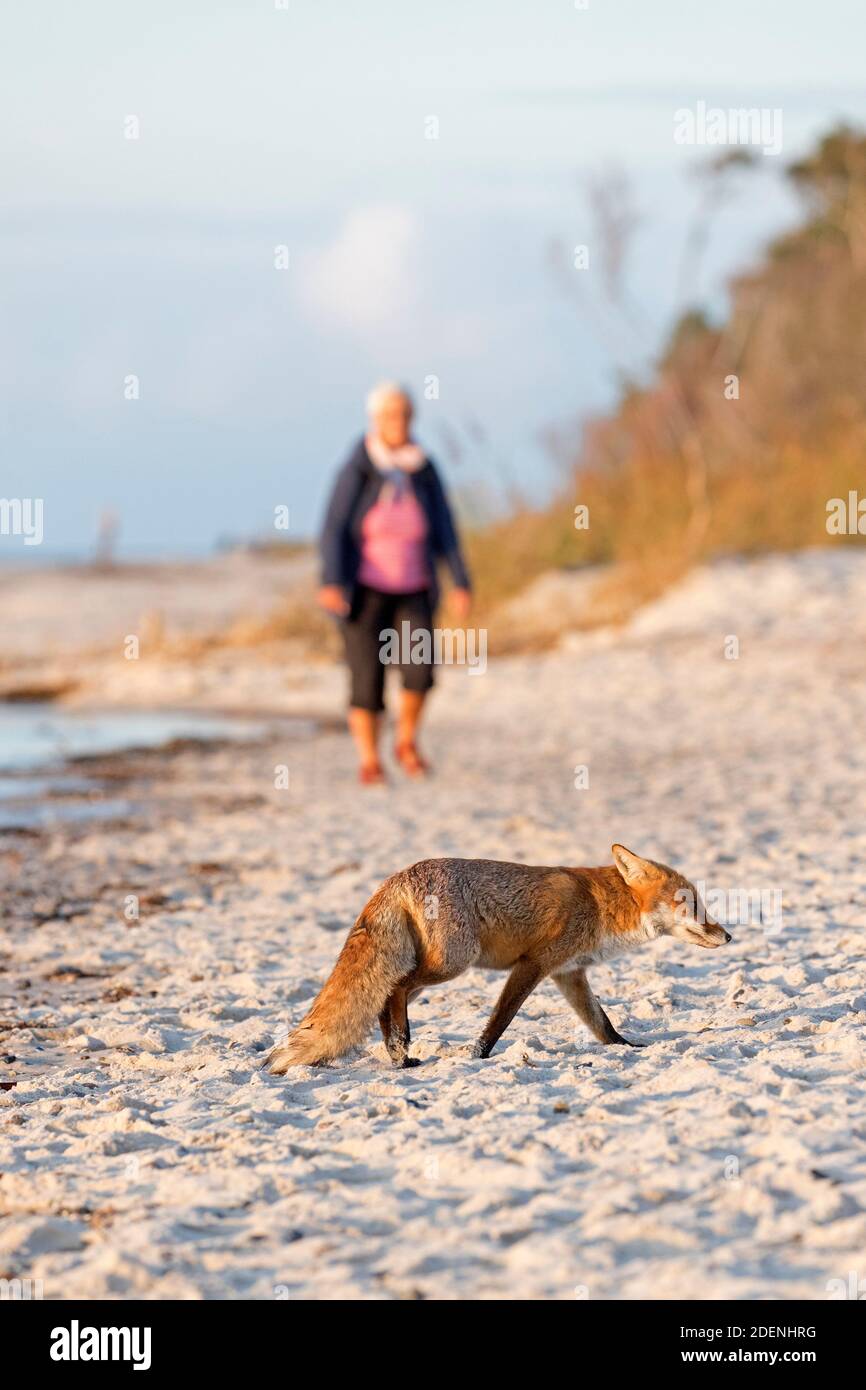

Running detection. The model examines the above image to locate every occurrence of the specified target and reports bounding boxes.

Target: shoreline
[0,705,327,834]
[2,549,866,1298]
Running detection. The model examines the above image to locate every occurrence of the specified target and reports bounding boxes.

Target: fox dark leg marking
[378,986,420,1068]
[473,959,543,1059]
[553,968,645,1046]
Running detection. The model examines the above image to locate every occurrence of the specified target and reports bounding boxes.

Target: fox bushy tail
[265,889,416,1072]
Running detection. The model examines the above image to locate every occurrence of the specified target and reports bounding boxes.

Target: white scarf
[365,434,426,498]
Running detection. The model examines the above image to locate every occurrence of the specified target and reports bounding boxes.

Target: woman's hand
[449,587,472,621]
[318,584,350,617]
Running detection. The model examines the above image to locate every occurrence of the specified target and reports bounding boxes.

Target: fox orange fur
[265,845,731,1073]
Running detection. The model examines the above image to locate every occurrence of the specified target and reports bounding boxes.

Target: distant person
[94,508,120,569]
[319,382,472,784]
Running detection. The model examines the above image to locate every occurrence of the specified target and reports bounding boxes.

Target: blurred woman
[319,382,471,784]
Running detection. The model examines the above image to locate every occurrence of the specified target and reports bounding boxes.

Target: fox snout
[686,919,732,948]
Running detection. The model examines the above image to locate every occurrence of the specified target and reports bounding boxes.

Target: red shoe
[359,762,387,786]
[394,741,430,778]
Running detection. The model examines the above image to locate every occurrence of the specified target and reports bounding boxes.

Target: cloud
[298,204,418,334]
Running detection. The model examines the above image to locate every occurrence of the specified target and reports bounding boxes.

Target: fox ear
[611,844,657,885]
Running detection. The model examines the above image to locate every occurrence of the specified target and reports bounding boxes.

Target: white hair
[365,381,414,417]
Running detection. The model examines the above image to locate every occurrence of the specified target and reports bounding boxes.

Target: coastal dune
[2,550,866,1299]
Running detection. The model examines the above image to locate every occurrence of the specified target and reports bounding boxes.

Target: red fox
[265,845,731,1072]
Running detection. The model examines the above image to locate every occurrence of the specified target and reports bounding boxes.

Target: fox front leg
[472,959,544,1059]
[378,987,421,1068]
[553,969,646,1047]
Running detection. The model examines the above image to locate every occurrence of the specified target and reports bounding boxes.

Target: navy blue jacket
[320,438,471,607]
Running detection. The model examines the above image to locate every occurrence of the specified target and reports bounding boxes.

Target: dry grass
[130,123,866,664]
[463,433,866,649]
[459,125,866,641]
[175,431,864,664]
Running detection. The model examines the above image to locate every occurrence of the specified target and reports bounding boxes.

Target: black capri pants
[343,585,435,712]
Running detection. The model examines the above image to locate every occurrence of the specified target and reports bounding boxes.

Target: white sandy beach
[2,549,866,1300]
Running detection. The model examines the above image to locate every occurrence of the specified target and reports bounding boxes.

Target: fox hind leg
[378,986,421,1068]
[554,968,645,1047]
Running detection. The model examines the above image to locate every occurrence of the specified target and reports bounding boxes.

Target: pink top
[358,489,431,593]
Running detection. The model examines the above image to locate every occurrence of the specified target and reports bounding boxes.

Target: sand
[2,548,866,1300]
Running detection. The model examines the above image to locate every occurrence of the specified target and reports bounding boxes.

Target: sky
[3,0,866,558]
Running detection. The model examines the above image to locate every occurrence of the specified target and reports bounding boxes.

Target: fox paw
[263,1044,295,1075]
[385,1047,421,1068]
